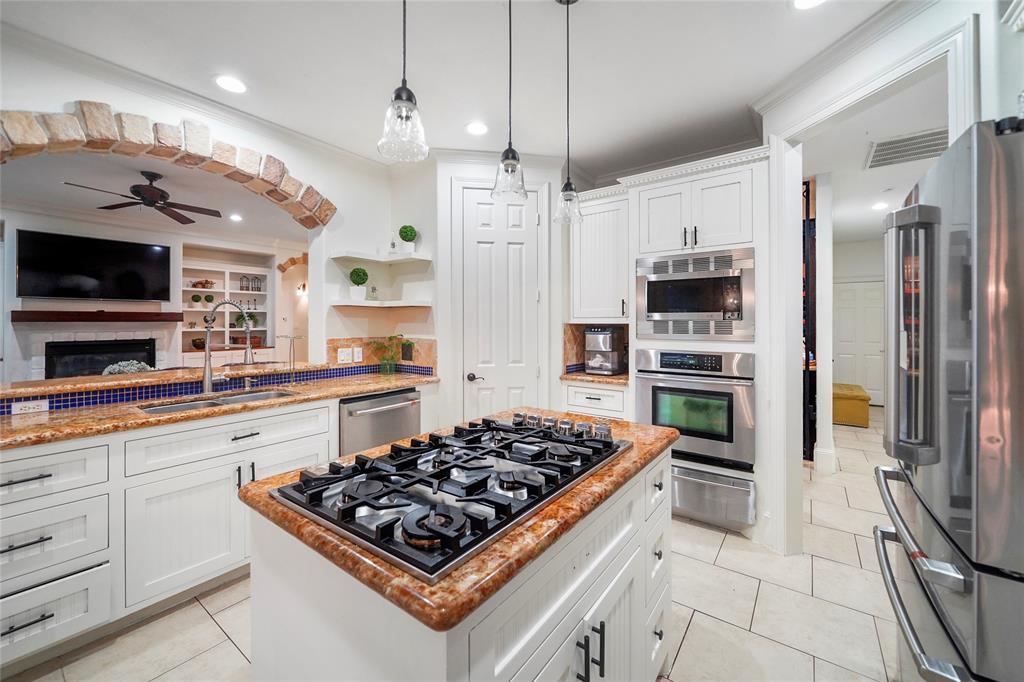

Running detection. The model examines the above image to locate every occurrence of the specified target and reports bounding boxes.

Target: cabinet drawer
[565,385,625,413]
[125,406,329,476]
[644,581,673,682]
[644,458,670,520]
[1,446,108,506]
[0,562,111,663]
[644,505,670,606]
[1,496,108,582]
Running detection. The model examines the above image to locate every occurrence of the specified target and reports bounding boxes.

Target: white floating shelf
[331,299,432,308]
[228,289,268,295]
[330,249,432,265]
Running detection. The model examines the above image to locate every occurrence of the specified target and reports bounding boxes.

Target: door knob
[466,373,485,382]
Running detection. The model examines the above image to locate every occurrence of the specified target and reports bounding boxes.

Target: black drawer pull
[231,432,260,442]
[250,462,256,481]
[235,466,242,489]
[575,634,591,682]
[3,612,54,637]
[1,473,53,488]
[653,481,664,491]
[584,396,601,401]
[654,628,664,641]
[654,549,663,560]
[1,536,53,555]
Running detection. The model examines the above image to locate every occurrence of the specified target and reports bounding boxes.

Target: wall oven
[636,247,754,341]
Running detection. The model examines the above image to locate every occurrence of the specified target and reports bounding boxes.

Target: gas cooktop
[271,413,632,583]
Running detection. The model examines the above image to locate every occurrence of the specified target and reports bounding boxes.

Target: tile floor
[12,409,899,682]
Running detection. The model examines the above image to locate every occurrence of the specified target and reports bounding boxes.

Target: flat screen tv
[16,230,172,301]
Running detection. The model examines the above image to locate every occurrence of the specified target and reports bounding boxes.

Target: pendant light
[377,0,429,162]
[553,0,582,226]
[491,0,527,201]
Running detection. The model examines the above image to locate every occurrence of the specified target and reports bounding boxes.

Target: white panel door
[583,546,642,681]
[690,169,753,248]
[462,188,540,420]
[638,182,692,254]
[834,280,885,404]
[572,199,629,320]
[527,622,588,682]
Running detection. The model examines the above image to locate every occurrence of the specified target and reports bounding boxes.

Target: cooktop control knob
[541,416,557,428]
[594,424,612,441]
[576,422,594,438]
[556,419,574,435]
[512,412,526,426]
[525,414,541,427]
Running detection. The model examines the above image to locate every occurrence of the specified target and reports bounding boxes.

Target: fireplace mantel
[11,311,184,323]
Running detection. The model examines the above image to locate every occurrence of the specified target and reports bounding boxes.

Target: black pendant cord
[507,0,513,148]
[402,0,408,87]
[564,0,571,184]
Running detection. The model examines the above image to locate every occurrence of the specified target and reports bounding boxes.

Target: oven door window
[651,386,733,443]
[645,276,741,315]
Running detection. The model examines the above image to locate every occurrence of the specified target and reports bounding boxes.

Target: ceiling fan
[63,171,223,225]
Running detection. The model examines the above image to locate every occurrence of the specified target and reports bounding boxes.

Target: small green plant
[369,335,404,375]
[234,312,258,327]
[398,224,417,243]
[350,267,369,286]
[191,294,202,303]
[203,294,215,304]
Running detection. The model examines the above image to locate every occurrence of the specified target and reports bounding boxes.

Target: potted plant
[397,224,417,253]
[349,267,369,300]
[369,335,404,375]
[204,294,215,305]
[401,338,415,362]
[234,312,258,328]
[190,293,202,309]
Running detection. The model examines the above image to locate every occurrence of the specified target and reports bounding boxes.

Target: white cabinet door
[249,437,329,482]
[583,546,642,682]
[124,461,246,605]
[572,199,629,320]
[690,169,752,249]
[528,622,588,682]
[638,182,691,254]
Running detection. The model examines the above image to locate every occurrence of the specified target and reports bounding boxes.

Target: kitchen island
[239,408,676,682]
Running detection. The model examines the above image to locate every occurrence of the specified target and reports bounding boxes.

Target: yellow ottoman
[833,383,870,428]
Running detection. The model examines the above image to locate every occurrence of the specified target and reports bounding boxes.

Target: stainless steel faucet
[203,299,255,393]
[276,335,305,385]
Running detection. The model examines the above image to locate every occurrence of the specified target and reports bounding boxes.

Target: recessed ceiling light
[793,0,827,8]
[466,121,488,136]
[229,213,243,222]
[872,202,889,211]
[215,75,247,93]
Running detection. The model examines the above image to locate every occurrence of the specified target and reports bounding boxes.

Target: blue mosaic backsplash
[0,363,434,416]
[565,363,586,374]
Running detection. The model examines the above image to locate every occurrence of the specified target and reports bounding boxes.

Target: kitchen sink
[138,389,297,414]
[139,400,225,414]
[215,390,297,404]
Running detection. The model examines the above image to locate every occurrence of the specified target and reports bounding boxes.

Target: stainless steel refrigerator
[876,119,1024,682]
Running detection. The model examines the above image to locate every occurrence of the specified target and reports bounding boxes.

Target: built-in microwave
[636,247,754,340]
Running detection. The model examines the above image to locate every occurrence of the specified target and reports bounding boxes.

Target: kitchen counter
[0,373,438,450]
[559,372,629,386]
[238,408,676,631]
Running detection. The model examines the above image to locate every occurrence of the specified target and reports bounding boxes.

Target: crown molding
[1003,0,1024,32]
[0,23,385,170]
[578,184,628,201]
[751,0,940,116]
[616,145,769,187]
[592,137,762,187]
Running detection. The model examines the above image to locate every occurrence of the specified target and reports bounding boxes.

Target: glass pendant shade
[491,146,527,201]
[377,85,428,163]
[553,179,582,225]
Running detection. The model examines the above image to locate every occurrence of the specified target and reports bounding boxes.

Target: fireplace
[45,339,157,379]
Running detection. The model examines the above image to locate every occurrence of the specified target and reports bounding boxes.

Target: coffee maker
[584,326,627,376]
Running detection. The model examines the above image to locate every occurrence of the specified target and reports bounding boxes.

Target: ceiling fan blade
[63,182,135,199]
[162,201,222,218]
[97,201,144,210]
[155,205,195,225]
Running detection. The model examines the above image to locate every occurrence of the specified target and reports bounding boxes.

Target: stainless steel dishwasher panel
[339,389,422,455]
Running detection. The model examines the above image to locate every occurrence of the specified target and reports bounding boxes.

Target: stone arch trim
[0,101,337,228]
[277,253,308,273]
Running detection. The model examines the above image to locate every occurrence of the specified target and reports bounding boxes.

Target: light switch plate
[353,346,363,362]
[12,399,48,414]
[337,348,353,364]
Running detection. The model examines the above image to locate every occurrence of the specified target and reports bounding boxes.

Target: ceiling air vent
[866,128,948,169]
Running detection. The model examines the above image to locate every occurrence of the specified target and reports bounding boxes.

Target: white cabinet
[638,182,692,254]
[562,381,629,420]
[124,460,247,605]
[525,623,587,682]
[691,168,753,248]
[572,199,629,321]
[582,546,642,682]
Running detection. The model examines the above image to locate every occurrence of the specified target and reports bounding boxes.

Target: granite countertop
[559,372,629,386]
[0,374,439,450]
[238,408,677,631]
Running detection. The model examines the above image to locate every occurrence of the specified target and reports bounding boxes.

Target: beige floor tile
[839,453,877,476]
[802,498,812,523]
[803,479,849,505]
[814,657,879,682]
[812,499,889,538]
[213,598,251,661]
[812,557,895,621]
[715,533,812,594]
[664,602,694,674]
[834,435,866,450]
[670,517,726,564]
[4,659,64,682]
[802,523,859,567]
[153,640,249,682]
[197,576,251,615]
[855,534,899,574]
[670,612,813,682]
[811,470,878,492]
[61,601,225,682]
[751,582,886,680]
[874,617,901,682]
[856,431,884,445]
[671,553,760,629]
[846,485,886,514]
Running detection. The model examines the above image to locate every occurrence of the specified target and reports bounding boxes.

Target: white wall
[834,239,885,281]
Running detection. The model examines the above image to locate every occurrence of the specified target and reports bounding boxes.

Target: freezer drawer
[671,465,755,530]
[339,389,421,455]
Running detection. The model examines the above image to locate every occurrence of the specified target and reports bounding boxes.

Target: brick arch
[277,253,308,273]
[0,101,337,228]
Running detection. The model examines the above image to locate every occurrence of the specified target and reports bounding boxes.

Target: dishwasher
[339,389,422,455]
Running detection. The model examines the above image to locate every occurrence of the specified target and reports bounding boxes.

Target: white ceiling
[1,0,893,183]
[803,59,948,242]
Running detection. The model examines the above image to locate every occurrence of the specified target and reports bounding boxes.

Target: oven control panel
[660,352,723,373]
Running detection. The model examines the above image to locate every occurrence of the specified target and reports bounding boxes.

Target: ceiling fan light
[553,179,582,226]
[378,85,429,163]
[491,146,527,201]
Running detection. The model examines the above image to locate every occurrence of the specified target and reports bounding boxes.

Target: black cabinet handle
[693,225,698,245]
[653,481,664,491]
[584,396,601,401]
[250,462,256,481]
[235,466,242,489]
[231,432,260,442]
[621,298,626,316]
[575,634,591,682]
[1,535,53,555]
[591,620,606,678]
[682,225,688,247]
[654,628,664,641]
[1,473,53,488]
[654,549,663,560]
[3,612,54,637]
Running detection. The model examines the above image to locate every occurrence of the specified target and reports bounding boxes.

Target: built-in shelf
[330,249,432,265]
[182,287,224,293]
[331,299,432,308]
[228,289,268,295]
[11,311,184,323]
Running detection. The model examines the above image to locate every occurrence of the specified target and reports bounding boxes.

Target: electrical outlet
[338,348,353,364]
[12,399,48,414]
[353,346,363,362]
